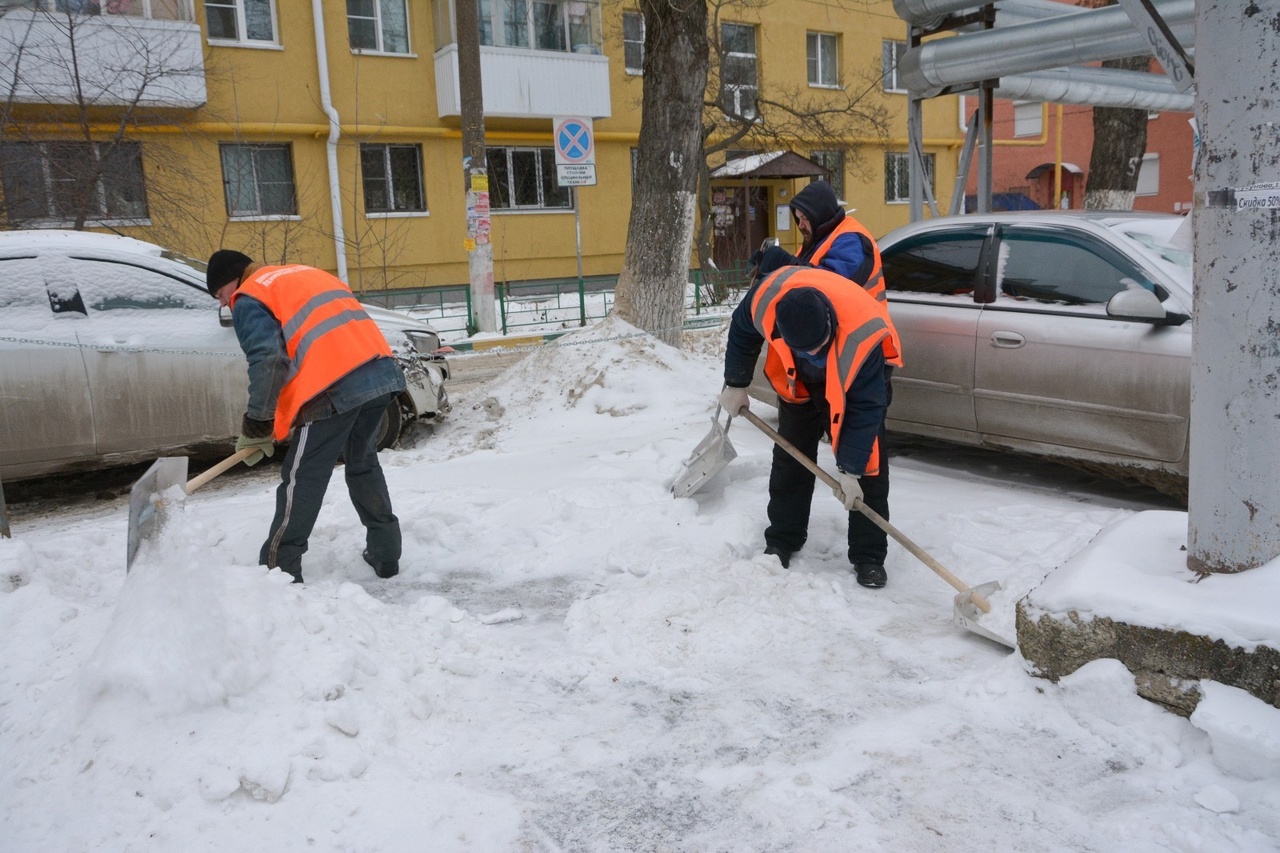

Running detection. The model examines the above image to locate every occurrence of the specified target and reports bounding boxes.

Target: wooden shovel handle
[738,408,991,613]
[185,446,260,494]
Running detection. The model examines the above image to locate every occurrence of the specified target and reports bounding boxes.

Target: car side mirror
[1106,288,1188,326]
[219,304,233,328]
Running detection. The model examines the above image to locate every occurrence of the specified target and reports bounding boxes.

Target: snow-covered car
[0,230,450,482]
[749,211,1193,495]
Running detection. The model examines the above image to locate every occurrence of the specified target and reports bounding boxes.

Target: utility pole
[455,0,496,333]
[1187,0,1280,573]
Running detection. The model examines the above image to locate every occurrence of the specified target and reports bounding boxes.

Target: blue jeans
[260,392,401,580]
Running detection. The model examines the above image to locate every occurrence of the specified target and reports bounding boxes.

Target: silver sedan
[0,230,450,482]
[751,211,1192,497]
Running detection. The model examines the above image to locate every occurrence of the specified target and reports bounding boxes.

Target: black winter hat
[789,180,842,230]
[775,288,833,352]
[205,249,253,296]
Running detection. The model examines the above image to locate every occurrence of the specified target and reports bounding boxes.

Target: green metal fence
[361,264,755,342]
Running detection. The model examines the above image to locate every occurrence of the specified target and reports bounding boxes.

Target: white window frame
[219,143,298,219]
[348,0,412,55]
[0,140,149,226]
[1136,153,1160,197]
[622,10,644,75]
[40,0,196,22]
[477,0,602,54]
[1013,101,1043,138]
[486,146,574,212]
[885,150,934,204]
[721,22,758,121]
[360,143,427,215]
[205,0,279,47]
[882,39,906,94]
[807,32,839,88]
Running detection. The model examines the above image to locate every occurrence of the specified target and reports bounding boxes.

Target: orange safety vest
[807,215,886,302]
[231,265,393,440]
[751,266,902,474]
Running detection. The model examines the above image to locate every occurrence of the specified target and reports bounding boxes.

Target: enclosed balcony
[433,0,611,120]
[0,1,206,109]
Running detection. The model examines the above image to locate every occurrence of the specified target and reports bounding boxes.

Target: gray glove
[236,415,276,467]
[835,470,863,511]
[718,385,749,416]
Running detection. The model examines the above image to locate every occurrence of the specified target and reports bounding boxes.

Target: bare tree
[1078,0,1150,210]
[613,0,709,346]
[0,3,211,239]
[695,0,890,267]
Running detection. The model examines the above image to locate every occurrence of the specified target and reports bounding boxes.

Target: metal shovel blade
[953,580,1016,649]
[126,456,188,570]
[670,409,738,498]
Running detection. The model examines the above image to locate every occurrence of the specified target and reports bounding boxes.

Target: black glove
[236,414,276,467]
[241,414,274,438]
[748,249,766,269]
[756,245,797,276]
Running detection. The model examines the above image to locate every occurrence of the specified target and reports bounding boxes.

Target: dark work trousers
[260,392,401,580]
[764,372,892,565]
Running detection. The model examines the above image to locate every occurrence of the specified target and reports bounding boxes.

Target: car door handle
[990,331,1025,349]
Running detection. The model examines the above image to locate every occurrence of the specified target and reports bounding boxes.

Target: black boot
[853,562,886,588]
[363,550,399,579]
[764,545,793,569]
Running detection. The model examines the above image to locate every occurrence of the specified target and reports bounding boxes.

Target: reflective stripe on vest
[749,265,902,469]
[233,265,393,440]
[809,216,886,303]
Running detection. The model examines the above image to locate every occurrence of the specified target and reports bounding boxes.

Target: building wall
[961,97,1194,215]
[3,0,965,292]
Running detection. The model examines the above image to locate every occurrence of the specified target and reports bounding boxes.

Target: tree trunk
[612,0,709,348]
[1083,54,1151,210]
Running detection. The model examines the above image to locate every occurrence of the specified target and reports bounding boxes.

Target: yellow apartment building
[0,0,961,295]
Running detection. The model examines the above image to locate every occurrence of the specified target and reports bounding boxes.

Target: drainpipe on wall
[311,0,348,282]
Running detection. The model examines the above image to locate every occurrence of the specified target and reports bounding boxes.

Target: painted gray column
[1187,0,1280,573]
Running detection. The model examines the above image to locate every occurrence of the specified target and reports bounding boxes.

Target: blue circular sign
[555,119,593,164]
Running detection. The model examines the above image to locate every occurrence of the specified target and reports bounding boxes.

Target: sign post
[554,117,596,323]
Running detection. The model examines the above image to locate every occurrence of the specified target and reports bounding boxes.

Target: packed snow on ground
[2,316,1278,852]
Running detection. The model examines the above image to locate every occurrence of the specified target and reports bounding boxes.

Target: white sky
[2,316,1278,851]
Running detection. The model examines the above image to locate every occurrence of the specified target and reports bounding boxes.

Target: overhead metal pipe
[894,0,1083,27]
[900,0,1194,96]
[995,65,1195,112]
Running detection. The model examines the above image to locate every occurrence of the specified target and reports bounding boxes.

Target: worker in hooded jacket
[744,180,895,584]
[719,264,902,588]
[206,250,406,584]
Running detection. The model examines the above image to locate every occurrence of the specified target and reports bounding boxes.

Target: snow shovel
[126,447,258,570]
[670,405,738,498]
[737,408,1015,649]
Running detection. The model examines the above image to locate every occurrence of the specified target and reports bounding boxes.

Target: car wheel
[375,398,404,451]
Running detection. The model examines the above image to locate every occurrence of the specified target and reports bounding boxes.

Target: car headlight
[404,329,441,355]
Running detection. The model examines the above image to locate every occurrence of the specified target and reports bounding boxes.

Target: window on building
[478,0,601,54]
[220,143,297,217]
[0,140,148,225]
[807,32,838,88]
[486,147,572,210]
[721,23,758,120]
[885,151,934,203]
[348,0,410,54]
[809,150,844,200]
[360,144,425,213]
[623,10,644,75]
[882,39,906,93]
[42,0,193,21]
[1136,153,1160,196]
[205,0,276,43]
[1013,101,1042,138]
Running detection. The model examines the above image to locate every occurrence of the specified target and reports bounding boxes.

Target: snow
[3,316,1279,851]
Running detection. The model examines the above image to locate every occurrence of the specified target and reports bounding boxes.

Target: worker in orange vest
[720,264,902,588]
[206,250,406,584]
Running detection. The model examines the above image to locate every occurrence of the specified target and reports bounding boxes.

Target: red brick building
[963,96,1194,214]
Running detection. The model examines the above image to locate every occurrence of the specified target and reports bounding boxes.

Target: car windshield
[1110,218,1192,284]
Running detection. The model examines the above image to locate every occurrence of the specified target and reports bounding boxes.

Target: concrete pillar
[1187,0,1280,573]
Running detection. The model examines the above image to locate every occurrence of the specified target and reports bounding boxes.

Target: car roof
[880,210,1184,242]
[0,228,177,257]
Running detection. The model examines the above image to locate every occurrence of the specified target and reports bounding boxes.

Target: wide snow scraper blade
[126,455,188,570]
[670,406,738,498]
